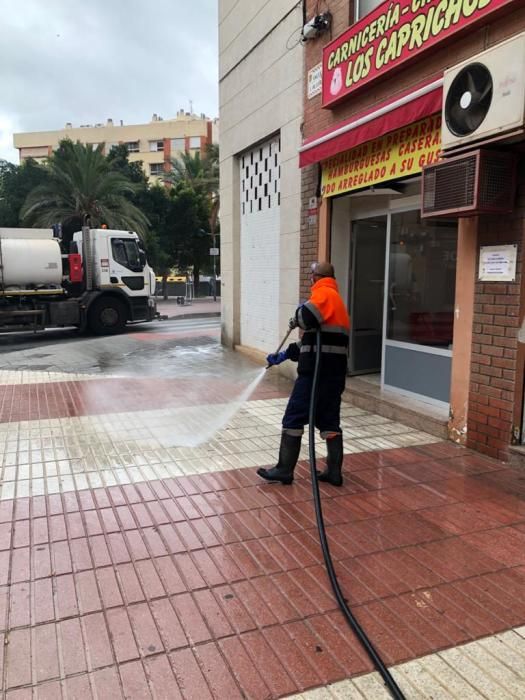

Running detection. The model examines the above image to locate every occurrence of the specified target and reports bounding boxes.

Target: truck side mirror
[139,250,147,266]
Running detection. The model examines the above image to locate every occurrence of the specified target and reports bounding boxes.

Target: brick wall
[300,165,319,300]
[303,3,525,141]
[467,159,525,460]
[300,2,525,284]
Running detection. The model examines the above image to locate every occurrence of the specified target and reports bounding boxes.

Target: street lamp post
[211,232,217,302]
[200,228,219,301]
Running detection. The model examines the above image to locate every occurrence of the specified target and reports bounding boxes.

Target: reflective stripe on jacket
[291,277,350,376]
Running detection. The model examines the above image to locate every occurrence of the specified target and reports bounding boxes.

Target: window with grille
[150,163,165,176]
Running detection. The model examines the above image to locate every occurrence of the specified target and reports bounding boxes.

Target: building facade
[13,112,217,183]
[219,0,303,371]
[301,0,525,460]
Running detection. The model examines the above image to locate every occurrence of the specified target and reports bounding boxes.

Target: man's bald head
[311,261,335,279]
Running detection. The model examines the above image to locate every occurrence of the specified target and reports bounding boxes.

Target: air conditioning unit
[421,149,517,218]
[442,33,525,151]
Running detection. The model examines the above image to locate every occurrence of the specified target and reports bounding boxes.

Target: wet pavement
[0,317,524,699]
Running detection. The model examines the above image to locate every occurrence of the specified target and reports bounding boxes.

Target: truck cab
[73,228,157,334]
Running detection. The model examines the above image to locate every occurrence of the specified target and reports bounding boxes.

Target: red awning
[299,77,443,168]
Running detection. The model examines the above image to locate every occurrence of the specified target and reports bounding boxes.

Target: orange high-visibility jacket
[288,277,350,376]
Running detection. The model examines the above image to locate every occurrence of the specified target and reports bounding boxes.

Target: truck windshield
[111,238,143,272]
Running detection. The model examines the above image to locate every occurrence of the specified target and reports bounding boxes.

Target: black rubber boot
[257,432,302,485]
[317,433,343,486]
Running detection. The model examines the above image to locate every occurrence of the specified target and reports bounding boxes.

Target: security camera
[303,17,320,40]
[302,12,332,42]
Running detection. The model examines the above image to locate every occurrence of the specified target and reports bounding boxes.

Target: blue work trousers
[282,373,345,433]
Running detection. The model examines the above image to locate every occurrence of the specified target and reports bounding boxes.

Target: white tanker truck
[0,225,157,334]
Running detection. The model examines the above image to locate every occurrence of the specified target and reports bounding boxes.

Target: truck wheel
[88,297,127,335]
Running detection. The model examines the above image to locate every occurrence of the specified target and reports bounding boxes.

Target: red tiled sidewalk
[0,378,284,423]
[1,441,525,698]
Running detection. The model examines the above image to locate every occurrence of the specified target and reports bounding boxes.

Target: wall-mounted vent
[421,149,517,218]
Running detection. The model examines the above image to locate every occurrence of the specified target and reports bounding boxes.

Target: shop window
[355,0,383,20]
[387,210,457,349]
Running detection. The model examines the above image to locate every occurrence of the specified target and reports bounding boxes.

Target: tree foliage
[20,141,150,238]
[0,158,47,227]
[167,143,219,197]
[0,139,220,295]
[106,144,148,185]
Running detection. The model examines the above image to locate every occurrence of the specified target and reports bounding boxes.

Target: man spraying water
[258,261,350,486]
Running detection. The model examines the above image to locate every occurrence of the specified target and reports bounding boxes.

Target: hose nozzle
[266,326,294,370]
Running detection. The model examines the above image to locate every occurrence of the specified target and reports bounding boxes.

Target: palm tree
[167,145,220,239]
[168,150,206,190]
[167,144,219,197]
[203,143,219,193]
[21,140,149,237]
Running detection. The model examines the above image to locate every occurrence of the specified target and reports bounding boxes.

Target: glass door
[349,215,387,375]
[383,210,457,405]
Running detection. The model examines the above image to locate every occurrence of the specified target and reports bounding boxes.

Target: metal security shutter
[240,136,281,351]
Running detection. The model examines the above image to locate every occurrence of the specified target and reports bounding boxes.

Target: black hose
[308,327,406,700]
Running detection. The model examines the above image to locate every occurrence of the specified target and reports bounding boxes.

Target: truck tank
[0,238,63,288]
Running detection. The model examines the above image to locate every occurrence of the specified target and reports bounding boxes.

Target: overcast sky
[0,0,218,163]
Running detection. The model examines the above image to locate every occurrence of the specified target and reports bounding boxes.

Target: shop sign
[308,63,323,99]
[479,245,517,282]
[322,0,514,108]
[321,114,441,197]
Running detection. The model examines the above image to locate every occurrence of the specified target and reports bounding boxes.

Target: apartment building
[13,112,218,183]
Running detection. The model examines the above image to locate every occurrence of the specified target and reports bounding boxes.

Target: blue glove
[266,350,288,366]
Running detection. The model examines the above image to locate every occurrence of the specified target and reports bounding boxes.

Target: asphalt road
[0,317,237,378]
[0,316,218,348]
[0,318,222,374]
